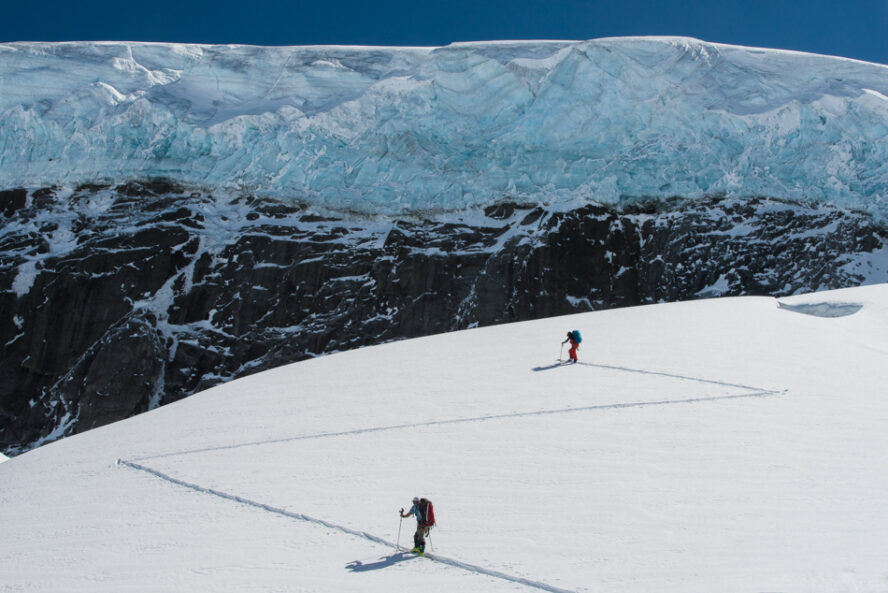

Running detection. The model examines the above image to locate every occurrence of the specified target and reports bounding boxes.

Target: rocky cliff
[1,180,885,453]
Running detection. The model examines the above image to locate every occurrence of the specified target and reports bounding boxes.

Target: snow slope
[1,284,888,592]
[3,38,888,219]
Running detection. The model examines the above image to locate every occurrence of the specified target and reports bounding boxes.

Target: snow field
[1,285,888,592]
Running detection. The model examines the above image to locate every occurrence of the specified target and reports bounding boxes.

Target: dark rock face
[1,181,885,453]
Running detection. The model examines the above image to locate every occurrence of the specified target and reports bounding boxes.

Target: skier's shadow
[346,551,416,572]
[532,361,570,371]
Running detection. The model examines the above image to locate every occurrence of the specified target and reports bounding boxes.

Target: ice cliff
[2,37,888,219]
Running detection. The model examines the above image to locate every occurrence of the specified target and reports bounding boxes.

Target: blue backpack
[572,330,582,343]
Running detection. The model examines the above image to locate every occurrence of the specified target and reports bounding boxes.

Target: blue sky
[3,0,887,64]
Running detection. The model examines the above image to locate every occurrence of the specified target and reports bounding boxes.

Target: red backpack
[419,498,436,527]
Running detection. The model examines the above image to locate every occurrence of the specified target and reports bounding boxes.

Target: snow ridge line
[130,389,784,462]
[117,459,576,593]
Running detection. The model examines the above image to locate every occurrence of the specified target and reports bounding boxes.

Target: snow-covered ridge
[2,37,888,219]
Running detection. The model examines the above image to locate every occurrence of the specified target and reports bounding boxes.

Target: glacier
[2,37,888,219]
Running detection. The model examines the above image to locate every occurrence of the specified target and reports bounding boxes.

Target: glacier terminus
[2,36,888,219]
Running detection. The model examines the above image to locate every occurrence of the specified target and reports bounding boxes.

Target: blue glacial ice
[1,37,888,219]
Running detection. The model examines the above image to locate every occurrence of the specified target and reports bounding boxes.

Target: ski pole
[428,530,434,552]
[559,343,564,361]
[396,514,403,551]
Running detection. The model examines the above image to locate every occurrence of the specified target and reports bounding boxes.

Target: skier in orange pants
[562,331,579,363]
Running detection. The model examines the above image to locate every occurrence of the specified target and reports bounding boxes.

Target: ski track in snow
[116,363,784,593]
[117,458,574,593]
[129,390,782,463]
[131,360,782,462]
